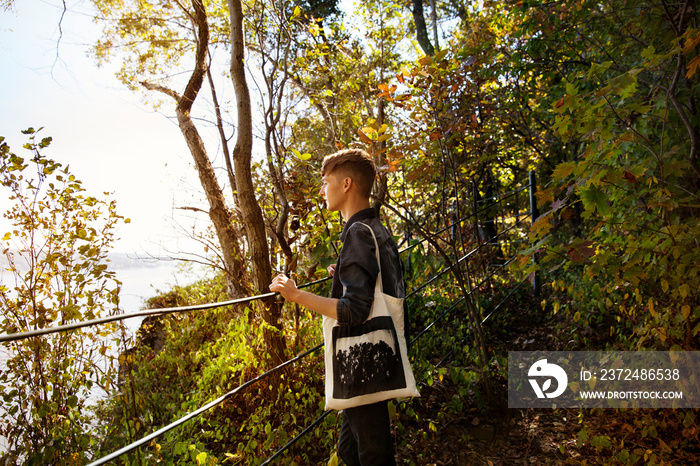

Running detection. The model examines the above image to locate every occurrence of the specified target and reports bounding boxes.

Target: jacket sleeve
[335,224,380,326]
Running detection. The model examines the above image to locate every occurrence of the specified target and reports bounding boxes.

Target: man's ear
[342,176,352,192]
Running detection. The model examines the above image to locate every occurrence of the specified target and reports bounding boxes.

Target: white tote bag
[323,223,419,410]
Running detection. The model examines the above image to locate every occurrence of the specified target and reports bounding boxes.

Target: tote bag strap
[356,222,383,294]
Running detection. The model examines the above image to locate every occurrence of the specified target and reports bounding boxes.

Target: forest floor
[393,292,700,466]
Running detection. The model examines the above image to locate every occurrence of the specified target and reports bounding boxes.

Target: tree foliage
[513,0,700,350]
[5,0,700,462]
[0,129,127,463]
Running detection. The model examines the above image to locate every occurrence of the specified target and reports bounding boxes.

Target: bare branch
[140,81,181,102]
[50,0,68,79]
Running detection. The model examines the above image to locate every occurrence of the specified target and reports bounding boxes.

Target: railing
[1,174,538,465]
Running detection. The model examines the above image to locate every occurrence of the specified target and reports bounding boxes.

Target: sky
[0,0,371,310]
[0,0,208,257]
[0,0,381,261]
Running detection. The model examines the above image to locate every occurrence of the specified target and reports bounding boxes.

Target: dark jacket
[331,208,406,329]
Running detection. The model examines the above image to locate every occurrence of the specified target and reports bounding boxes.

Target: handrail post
[528,171,540,297]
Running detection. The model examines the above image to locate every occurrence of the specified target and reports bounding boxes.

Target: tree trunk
[412,0,435,56]
[144,0,247,299]
[430,0,439,52]
[372,98,388,215]
[228,0,286,365]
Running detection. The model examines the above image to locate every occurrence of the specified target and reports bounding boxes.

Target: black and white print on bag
[331,315,407,399]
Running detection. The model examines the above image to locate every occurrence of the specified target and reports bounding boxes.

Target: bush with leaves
[93,272,339,465]
[0,129,127,463]
[515,1,700,351]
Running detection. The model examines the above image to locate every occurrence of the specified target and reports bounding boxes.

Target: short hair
[321,148,376,198]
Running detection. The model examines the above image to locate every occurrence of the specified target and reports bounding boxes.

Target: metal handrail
[0,195,531,344]
[87,343,324,466]
[3,178,536,464]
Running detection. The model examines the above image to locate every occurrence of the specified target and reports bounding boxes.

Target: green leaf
[589,60,612,78]
[433,49,449,62]
[577,429,589,445]
[552,161,576,180]
[580,185,610,216]
[641,45,656,59]
[608,71,639,98]
[641,46,663,66]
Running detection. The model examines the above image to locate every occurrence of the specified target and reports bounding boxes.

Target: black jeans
[338,401,397,466]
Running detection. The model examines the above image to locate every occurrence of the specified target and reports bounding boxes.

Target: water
[113,255,183,333]
[0,254,183,342]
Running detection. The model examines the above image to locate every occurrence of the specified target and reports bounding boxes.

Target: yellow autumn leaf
[587,376,597,390]
[681,305,691,319]
[658,327,667,342]
[361,126,377,135]
[648,298,657,317]
[529,215,553,239]
[670,350,680,363]
[328,452,339,466]
[686,55,700,79]
[684,31,700,55]
[357,129,372,144]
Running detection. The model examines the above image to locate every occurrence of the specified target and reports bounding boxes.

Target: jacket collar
[340,208,376,242]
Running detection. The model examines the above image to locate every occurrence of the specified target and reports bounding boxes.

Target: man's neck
[340,199,371,222]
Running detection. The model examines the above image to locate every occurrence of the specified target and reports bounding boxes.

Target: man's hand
[269,274,299,302]
[327,264,336,277]
[269,273,340,319]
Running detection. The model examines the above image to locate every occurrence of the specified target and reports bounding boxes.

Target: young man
[269,148,405,466]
